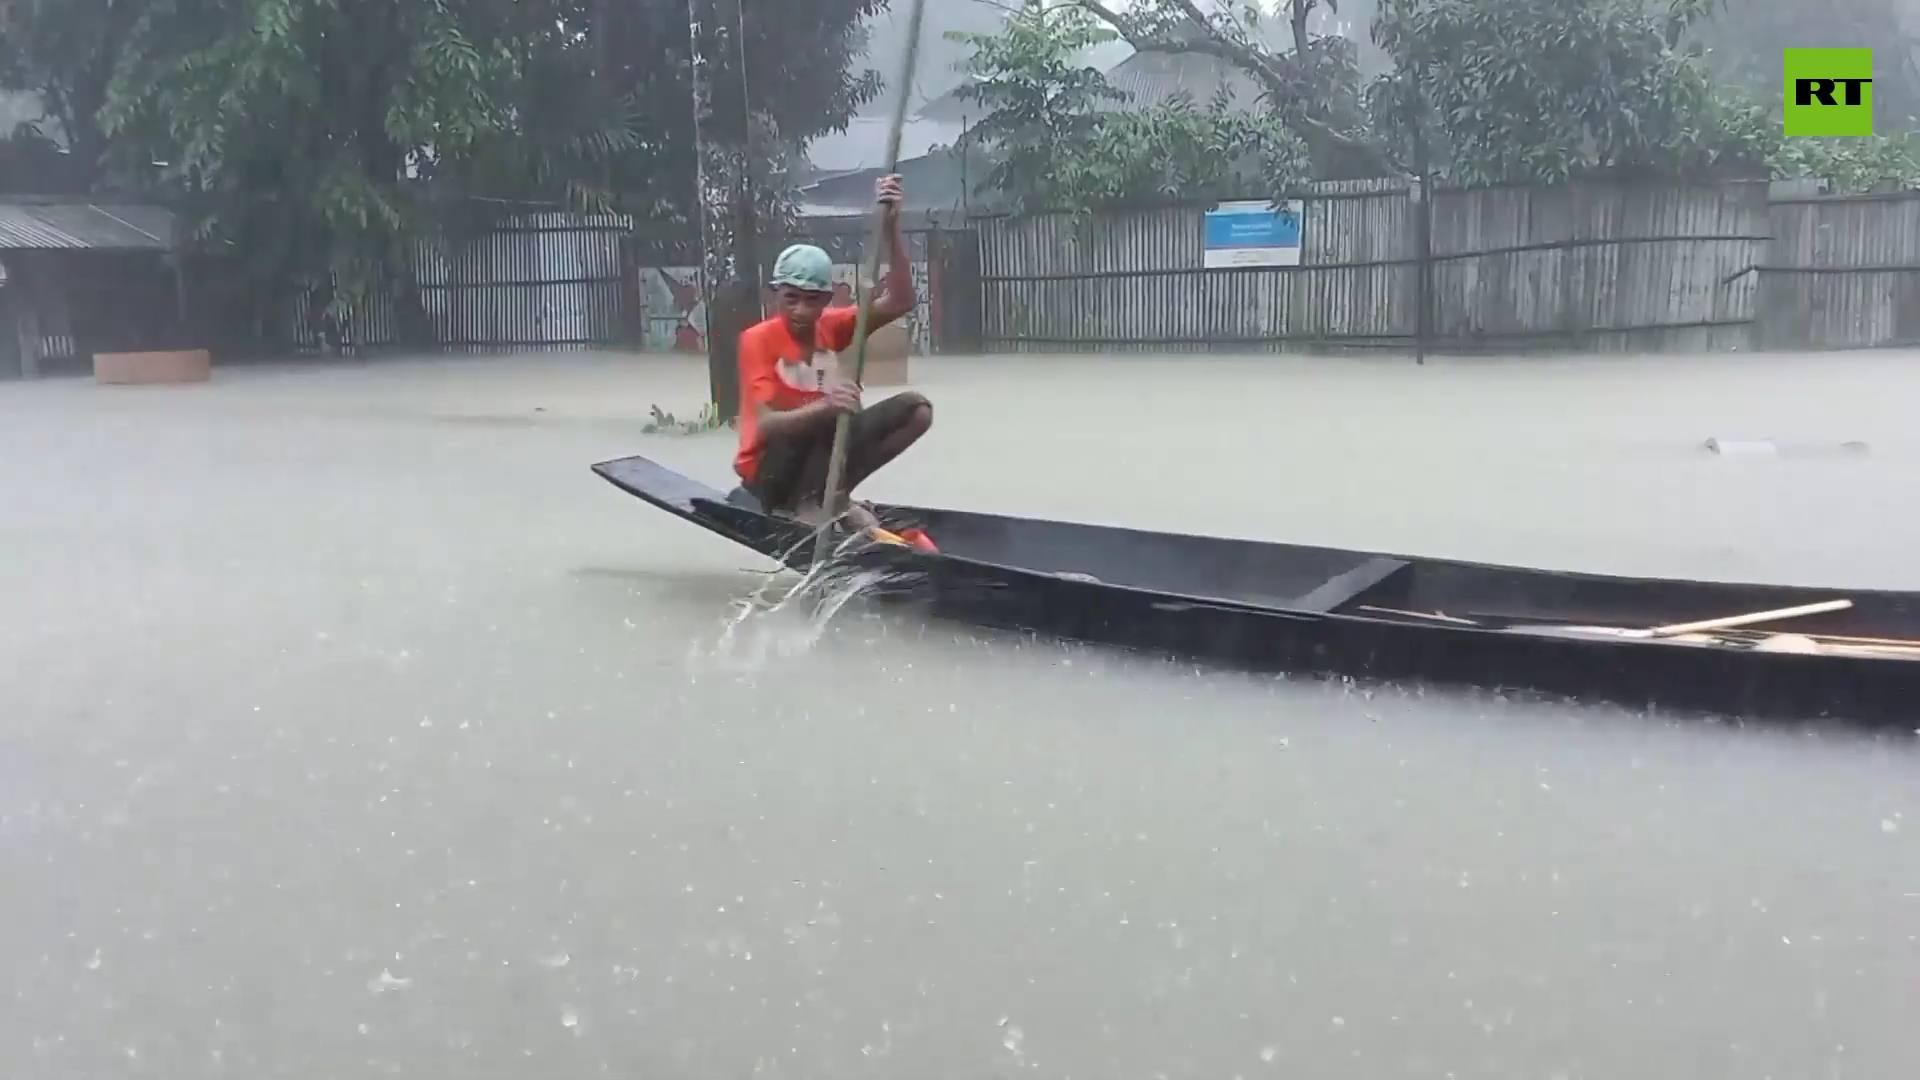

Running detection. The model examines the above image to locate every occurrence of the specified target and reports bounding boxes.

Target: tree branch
[1289,0,1315,61]
[1070,0,1388,174]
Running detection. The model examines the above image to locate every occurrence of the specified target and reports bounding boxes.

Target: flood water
[2,351,1915,1078]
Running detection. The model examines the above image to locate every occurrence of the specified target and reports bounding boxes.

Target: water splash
[999,1015,1026,1066]
[688,529,916,675]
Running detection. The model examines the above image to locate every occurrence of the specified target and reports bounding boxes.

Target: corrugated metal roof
[0,202,176,251]
[804,116,968,173]
[1103,50,1268,112]
[799,149,991,215]
[796,201,867,218]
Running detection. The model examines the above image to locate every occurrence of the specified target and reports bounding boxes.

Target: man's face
[776,284,832,334]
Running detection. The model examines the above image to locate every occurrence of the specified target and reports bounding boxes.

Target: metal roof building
[0,201,177,251]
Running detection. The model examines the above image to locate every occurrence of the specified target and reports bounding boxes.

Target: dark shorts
[747,392,926,512]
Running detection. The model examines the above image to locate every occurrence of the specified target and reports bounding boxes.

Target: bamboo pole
[1648,599,1852,638]
[813,0,928,565]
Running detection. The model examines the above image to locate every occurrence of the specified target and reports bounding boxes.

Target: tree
[1373,0,1918,190]
[76,0,885,342]
[1044,0,1916,192]
[495,0,885,232]
[1367,0,1759,184]
[1070,0,1387,178]
[1684,0,1920,190]
[1690,0,1920,131]
[952,1,1308,211]
[1364,0,1919,190]
[96,0,531,340]
[0,0,143,184]
[948,3,1126,206]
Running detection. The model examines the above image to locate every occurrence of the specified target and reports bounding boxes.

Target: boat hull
[591,454,1920,730]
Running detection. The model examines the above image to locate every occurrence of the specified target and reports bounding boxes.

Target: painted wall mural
[638,267,708,353]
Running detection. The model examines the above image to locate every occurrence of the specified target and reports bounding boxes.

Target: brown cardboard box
[845,321,910,387]
[94,349,212,384]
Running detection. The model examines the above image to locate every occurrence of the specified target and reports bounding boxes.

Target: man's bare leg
[831,396,930,532]
[776,395,930,533]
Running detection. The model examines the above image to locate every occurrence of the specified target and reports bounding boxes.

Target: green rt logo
[1783,48,1873,136]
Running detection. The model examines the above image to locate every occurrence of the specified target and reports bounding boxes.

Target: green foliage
[2,0,885,339]
[643,401,729,435]
[1769,135,1920,193]
[948,0,1916,204]
[1689,2,1920,193]
[1370,0,1755,184]
[950,1,1308,212]
[947,3,1125,207]
[0,0,138,181]
[1711,94,1920,193]
[3,0,1912,332]
[1058,93,1309,207]
[99,0,525,325]
[1690,0,1920,132]
[1362,0,1920,189]
[1066,0,1385,179]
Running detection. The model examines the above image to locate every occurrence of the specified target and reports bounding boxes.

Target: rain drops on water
[367,968,411,994]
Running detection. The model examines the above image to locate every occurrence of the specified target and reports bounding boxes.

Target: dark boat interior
[898,505,1920,641]
[589,455,1920,645]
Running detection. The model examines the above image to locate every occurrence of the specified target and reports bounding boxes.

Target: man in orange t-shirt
[733,174,931,526]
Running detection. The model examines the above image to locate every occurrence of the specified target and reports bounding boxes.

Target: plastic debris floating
[1703,437,1870,457]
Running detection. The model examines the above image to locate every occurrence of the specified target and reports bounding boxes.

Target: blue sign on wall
[1202,199,1303,268]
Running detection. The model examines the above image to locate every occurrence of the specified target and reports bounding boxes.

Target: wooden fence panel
[976,179,1413,353]
[1423,180,1768,353]
[968,179,1795,354]
[1756,191,1920,350]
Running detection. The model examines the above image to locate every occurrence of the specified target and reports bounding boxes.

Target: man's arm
[755,397,837,440]
[867,174,915,327]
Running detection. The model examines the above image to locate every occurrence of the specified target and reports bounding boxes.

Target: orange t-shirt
[733,306,859,481]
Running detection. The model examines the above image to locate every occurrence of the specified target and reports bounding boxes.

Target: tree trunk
[688,0,761,421]
[727,0,764,309]
[594,0,616,196]
[690,0,736,418]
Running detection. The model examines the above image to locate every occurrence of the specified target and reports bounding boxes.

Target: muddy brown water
[1,352,1914,1077]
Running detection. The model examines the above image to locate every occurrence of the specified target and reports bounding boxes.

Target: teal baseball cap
[770,243,833,292]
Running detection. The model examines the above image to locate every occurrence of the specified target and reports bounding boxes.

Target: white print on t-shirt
[775,349,838,393]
